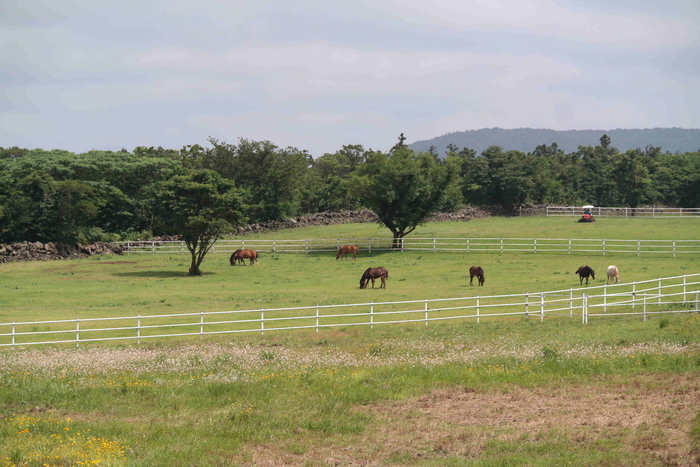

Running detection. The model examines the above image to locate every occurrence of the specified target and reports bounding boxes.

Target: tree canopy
[150,170,246,276]
[1,133,699,253]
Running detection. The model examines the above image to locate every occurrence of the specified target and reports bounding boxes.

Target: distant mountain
[408,128,700,156]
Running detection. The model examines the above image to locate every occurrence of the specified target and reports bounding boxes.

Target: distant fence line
[2,274,699,348]
[117,237,700,257]
[545,206,700,217]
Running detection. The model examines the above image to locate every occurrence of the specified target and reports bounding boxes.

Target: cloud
[360,0,697,49]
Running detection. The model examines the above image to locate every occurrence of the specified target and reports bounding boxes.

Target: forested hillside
[1,133,699,246]
[409,128,700,156]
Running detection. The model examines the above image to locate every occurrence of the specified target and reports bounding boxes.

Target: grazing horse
[336,245,359,261]
[230,249,258,266]
[469,266,485,286]
[575,265,595,285]
[360,267,388,289]
[606,265,620,284]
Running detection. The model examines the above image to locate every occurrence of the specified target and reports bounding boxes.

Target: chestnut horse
[230,249,258,266]
[336,245,359,261]
[360,267,388,289]
[469,266,485,286]
[575,265,595,285]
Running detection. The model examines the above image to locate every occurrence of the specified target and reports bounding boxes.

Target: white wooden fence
[118,237,700,257]
[2,274,698,348]
[546,206,700,217]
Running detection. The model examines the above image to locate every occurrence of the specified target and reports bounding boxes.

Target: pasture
[1,216,700,466]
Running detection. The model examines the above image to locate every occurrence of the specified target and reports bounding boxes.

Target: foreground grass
[2,316,700,467]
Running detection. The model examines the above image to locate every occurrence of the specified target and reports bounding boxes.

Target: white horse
[606,265,620,284]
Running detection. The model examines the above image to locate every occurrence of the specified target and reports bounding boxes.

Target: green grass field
[1,216,700,466]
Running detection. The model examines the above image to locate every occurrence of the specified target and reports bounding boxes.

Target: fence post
[500,238,504,254]
[424,299,429,326]
[261,309,264,335]
[533,239,537,254]
[200,311,204,340]
[137,315,141,345]
[467,238,470,253]
[151,241,155,255]
[540,293,545,322]
[305,239,309,255]
[568,239,571,255]
[637,240,641,257]
[569,288,573,318]
[525,292,529,319]
[181,242,184,255]
[582,294,588,324]
[476,296,480,324]
[602,239,606,256]
[76,318,80,348]
[673,240,676,258]
[368,239,372,255]
[273,240,277,254]
[316,305,319,332]
[604,284,607,313]
[433,238,436,253]
[127,241,131,256]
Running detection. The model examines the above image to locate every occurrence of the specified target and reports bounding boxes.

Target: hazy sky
[2,0,698,157]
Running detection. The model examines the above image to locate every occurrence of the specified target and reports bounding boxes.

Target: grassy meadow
[1,216,700,466]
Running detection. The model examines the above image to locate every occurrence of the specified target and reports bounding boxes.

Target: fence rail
[3,274,699,348]
[546,206,700,217]
[117,237,700,257]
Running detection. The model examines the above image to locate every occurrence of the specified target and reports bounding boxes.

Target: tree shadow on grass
[112,270,217,278]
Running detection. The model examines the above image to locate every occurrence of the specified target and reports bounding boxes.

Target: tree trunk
[391,232,404,250]
[188,254,202,276]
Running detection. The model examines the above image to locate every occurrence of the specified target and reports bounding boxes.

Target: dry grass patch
[241,374,700,467]
[362,373,699,466]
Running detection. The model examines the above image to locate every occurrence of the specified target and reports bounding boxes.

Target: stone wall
[0,241,123,263]
[236,206,490,235]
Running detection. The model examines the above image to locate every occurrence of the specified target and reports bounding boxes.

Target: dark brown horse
[469,266,485,286]
[360,267,388,289]
[230,249,258,266]
[336,245,359,261]
[575,265,595,285]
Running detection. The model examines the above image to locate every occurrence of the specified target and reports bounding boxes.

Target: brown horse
[360,267,388,289]
[336,245,359,261]
[469,266,485,286]
[230,249,258,266]
[575,265,595,285]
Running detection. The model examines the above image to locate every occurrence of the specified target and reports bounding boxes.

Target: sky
[1,0,699,157]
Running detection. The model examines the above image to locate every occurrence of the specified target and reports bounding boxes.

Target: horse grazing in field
[230,249,258,266]
[360,267,388,289]
[606,265,620,284]
[469,266,485,286]
[336,245,359,261]
[575,265,595,285]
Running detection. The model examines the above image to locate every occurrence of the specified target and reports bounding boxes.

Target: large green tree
[151,170,246,276]
[354,144,461,248]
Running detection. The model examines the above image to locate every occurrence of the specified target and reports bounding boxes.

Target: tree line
[1,134,699,274]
